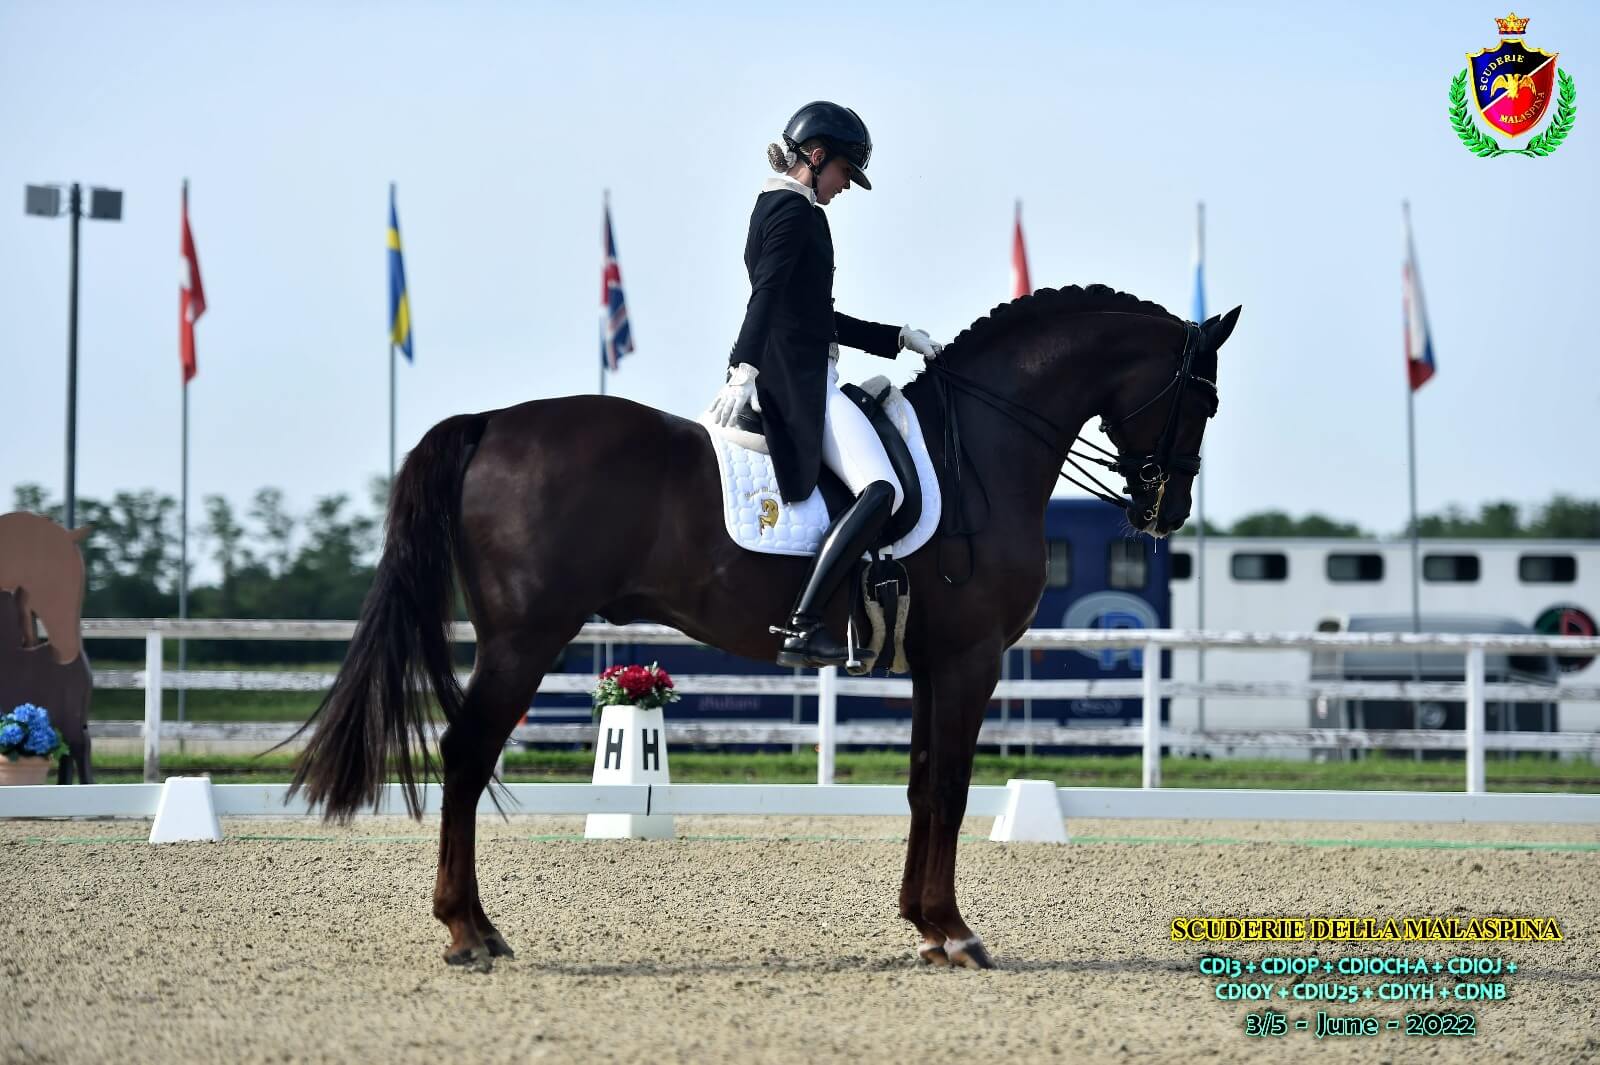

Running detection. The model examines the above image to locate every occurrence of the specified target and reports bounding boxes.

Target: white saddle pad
[698,377,942,559]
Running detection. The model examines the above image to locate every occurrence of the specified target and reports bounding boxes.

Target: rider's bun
[766,142,797,172]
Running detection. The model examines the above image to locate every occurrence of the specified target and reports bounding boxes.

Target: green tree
[1528,495,1600,539]
[248,487,295,577]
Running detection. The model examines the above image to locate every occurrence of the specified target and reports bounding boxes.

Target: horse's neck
[908,352,1098,511]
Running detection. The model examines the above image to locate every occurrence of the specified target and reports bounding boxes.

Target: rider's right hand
[709,363,760,426]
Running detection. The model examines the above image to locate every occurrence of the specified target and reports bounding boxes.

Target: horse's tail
[287,412,489,822]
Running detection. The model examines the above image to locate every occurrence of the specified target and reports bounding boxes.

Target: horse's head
[1097,306,1240,538]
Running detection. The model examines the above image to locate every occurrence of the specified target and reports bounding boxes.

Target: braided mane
[939,284,1181,363]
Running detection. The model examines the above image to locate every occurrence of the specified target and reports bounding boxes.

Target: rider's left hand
[898,325,945,360]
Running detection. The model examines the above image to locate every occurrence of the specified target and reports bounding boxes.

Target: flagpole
[599,189,610,399]
[1403,200,1424,759]
[178,179,190,727]
[1402,201,1422,635]
[1193,200,1207,738]
[179,346,189,726]
[389,340,397,486]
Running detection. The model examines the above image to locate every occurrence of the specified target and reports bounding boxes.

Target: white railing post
[1465,645,1486,795]
[143,630,163,783]
[1142,641,1161,789]
[817,665,837,786]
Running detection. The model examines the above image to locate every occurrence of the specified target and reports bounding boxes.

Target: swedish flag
[388,184,413,361]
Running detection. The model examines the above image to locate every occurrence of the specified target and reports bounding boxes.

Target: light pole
[25,182,124,529]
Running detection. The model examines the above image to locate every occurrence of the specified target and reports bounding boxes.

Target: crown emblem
[1495,11,1530,35]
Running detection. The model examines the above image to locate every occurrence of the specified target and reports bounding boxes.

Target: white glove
[709,362,760,426]
[898,325,945,359]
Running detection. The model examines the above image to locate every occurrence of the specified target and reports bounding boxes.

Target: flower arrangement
[591,663,680,715]
[1,704,68,762]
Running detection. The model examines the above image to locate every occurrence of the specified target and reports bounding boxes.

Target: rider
[708,101,945,668]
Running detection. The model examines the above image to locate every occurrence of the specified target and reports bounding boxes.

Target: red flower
[617,666,657,699]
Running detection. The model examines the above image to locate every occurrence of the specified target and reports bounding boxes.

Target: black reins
[923,319,1217,585]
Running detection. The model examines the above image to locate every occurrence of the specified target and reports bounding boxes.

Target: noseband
[923,319,1217,582]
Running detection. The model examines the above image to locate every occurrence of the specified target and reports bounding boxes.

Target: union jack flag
[600,198,634,371]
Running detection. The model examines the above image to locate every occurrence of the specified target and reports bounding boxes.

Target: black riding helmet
[783,101,873,190]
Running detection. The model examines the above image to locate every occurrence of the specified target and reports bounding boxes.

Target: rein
[922,319,1215,585]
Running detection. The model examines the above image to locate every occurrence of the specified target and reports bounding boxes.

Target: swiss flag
[180,182,206,384]
[1011,200,1031,299]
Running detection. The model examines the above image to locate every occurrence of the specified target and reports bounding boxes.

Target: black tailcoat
[727,188,900,502]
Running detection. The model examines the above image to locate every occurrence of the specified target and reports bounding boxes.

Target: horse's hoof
[484,932,516,960]
[917,941,950,966]
[445,944,494,972]
[945,936,996,970]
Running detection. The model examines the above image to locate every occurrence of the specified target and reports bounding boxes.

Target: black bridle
[923,319,1218,583]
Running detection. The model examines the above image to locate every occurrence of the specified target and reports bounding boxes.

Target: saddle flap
[838,383,922,547]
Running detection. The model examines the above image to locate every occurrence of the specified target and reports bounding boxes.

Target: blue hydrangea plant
[1,704,68,761]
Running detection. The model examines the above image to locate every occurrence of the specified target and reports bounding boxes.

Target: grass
[85,749,1600,792]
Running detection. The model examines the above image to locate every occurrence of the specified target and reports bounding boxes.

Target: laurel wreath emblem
[1450,68,1578,157]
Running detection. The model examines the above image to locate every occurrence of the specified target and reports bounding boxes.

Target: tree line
[11,480,388,663]
[8,482,1598,659]
[1176,496,1600,540]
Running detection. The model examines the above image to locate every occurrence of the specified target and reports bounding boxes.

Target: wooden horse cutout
[0,513,95,783]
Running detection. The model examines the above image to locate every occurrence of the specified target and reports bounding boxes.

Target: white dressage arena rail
[24,619,1598,824]
[2,781,1597,824]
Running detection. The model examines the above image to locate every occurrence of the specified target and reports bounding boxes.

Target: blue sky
[2,0,1596,540]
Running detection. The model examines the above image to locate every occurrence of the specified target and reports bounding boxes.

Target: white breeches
[822,359,904,512]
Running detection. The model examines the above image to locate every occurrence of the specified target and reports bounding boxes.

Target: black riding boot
[774,479,896,668]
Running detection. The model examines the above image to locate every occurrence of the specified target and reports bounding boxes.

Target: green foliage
[12,481,388,664]
[1407,496,1600,540]
[1450,67,1578,158]
[1449,70,1506,157]
[1227,511,1366,538]
[1195,498,1599,540]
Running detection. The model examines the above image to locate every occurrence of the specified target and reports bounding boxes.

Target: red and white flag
[180,182,206,384]
[1011,200,1032,299]
[1402,203,1436,391]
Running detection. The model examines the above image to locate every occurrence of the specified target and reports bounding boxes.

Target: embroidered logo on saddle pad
[699,378,942,559]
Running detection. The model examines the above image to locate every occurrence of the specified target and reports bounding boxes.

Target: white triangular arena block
[989,778,1069,843]
[149,776,224,843]
[585,705,674,840]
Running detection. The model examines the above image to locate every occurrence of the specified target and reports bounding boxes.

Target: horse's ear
[1204,305,1242,350]
[68,525,92,543]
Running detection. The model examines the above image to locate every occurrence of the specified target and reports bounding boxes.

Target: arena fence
[3,781,1598,824]
[4,619,1594,825]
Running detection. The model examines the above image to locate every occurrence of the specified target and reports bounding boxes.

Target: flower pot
[0,756,52,786]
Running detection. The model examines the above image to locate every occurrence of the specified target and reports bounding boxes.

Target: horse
[289,284,1240,971]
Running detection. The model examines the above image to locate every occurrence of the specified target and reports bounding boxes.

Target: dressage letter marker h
[585,705,674,840]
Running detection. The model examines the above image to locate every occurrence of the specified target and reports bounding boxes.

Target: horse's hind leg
[899,669,947,964]
[433,628,569,970]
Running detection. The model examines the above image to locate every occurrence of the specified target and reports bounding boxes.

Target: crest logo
[1450,13,1577,157]
[757,496,780,532]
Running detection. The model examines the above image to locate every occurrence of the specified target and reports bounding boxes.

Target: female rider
[708,101,944,667]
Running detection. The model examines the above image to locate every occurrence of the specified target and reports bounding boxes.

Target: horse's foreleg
[919,642,1003,970]
[433,634,553,971]
[899,669,946,964]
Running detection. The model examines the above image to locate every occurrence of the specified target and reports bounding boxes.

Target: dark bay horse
[289,284,1241,970]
